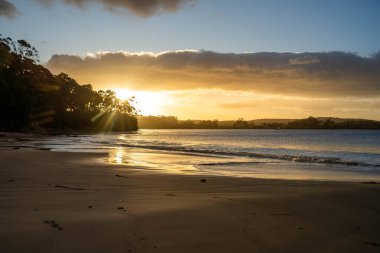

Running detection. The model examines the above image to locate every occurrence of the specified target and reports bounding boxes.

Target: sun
[114,88,169,115]
[114,88,131,101]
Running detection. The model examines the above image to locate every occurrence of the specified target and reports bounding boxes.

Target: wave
[118,143,378,167]
[198,161,262,166]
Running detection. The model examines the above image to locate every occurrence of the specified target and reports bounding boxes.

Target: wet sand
[0,148,380,253]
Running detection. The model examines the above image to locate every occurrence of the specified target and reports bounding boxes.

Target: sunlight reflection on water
[104,146,380,181]
[20,129,380,181]
[116,147,127,164]
[106,147,202,175]
[108,147,162,169]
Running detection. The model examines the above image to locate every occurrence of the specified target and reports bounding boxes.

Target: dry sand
[0,148,380,253]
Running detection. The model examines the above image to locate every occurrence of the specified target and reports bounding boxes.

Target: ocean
[16,129,380,182]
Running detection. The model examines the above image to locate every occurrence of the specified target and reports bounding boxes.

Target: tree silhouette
[233,118,249,129]
[0,35,138,132]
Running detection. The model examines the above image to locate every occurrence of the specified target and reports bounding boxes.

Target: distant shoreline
[2,128,380,138]
[2,126,380,137]
[137,127,380,130]
[138,116,380,129]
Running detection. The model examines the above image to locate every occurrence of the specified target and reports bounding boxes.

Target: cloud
[289,55,320,65]
[0,0,17,18]
[46,50,380,98]
[37,0,197,17]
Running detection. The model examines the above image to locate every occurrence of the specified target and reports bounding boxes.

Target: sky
[1,0,380,120]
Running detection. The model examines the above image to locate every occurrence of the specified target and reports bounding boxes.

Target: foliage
[138,116,219,129]
[138,116,180,129]
[138,116,380,129]
[0,35,138,132]
[233,118,249,129]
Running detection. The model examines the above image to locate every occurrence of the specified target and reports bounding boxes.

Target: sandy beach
[2,1,380,252]
[0,147,380,253]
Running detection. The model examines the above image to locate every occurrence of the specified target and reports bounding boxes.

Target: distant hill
[249,117,369,125]
[249,119,295,125]
[138,116,380,129]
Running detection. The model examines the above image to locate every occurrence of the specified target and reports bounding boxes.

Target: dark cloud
[289,55,320,65]
[46,50,380,97]
[0,0,17,18]
[38,0,197,17]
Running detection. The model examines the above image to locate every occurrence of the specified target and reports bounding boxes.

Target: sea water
[27,129,380,182]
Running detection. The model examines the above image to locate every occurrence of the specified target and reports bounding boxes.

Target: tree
[0,35,39,63]
[286,117,321,129]
[0,35,138,132]
[233,118,249,129]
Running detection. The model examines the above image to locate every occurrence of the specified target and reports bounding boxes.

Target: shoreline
[2,133,380,184]
[2,131,380,183]
[1,148,380,252]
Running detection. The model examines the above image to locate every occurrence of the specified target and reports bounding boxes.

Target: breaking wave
[118,143,378,167]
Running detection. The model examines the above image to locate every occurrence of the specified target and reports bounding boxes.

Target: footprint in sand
[43,220,63,230]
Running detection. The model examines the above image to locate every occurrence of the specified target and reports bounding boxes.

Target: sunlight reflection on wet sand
[105,146,380,182]
[107,147,201,175]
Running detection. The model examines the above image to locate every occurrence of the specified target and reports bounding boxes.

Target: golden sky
[45,50,380,120]
[3,1,379,120]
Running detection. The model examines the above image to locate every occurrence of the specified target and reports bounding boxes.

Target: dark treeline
[0,35,138,132]
[138,116,380,129]
[138,116,218,129]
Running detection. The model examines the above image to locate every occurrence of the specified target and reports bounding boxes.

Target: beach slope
[0,148,379,253]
